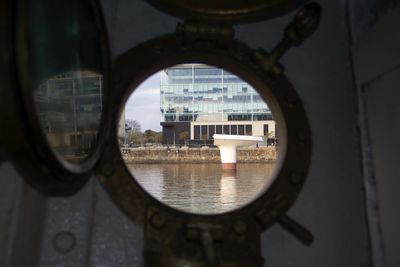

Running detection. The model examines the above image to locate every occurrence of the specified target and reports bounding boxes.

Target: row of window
[194,124,254,140]
[193,124,270,140]
[163,113,272,122]
[166,67,244,83]
[168,77,243,84]
[161,84,252,94]
[162,94,266,103]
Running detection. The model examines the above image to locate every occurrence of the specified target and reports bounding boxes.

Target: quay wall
[122,147,277,164]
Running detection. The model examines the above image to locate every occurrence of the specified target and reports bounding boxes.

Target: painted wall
[352,6,400,267]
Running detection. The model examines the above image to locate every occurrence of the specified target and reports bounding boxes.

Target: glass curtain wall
[160,64,271,123]
[34,71,103,157]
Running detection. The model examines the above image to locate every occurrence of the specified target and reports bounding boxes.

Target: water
[128,163,276,214]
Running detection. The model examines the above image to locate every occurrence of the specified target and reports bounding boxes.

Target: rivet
[53,231,76,254]
[151,212,166,229]
[233,220,247,235]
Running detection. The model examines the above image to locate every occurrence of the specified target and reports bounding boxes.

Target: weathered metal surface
[0,0,376,266]
[145,0,308,24]
[95,3,317,265]
[38,179,97,266]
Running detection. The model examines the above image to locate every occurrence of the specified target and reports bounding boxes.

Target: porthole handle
[277,214,314,245]
[253,2,321,78]
[285,2,321,46]
[186,223,224,267]
[273,2,321,59]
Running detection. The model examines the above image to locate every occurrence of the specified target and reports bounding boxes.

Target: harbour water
[127,163,276,214]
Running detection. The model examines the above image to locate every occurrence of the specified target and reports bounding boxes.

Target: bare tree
[125,119,142,145]
[125,119,141,133]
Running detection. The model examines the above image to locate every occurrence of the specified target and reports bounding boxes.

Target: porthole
[118,64,283,215]
[101,32,302,216]
[95,2,320,264]
[1,0,110,194]
[1,0,320,264]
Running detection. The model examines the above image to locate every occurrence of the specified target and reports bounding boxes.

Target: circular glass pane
[119,64,281,214]
[26,0,105,164]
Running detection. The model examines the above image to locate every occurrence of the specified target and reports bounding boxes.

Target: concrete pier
[213,134,264,172]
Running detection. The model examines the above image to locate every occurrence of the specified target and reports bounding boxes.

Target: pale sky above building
[124,72,162,132]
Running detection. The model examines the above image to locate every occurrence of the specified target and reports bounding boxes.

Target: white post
[213,134,263,173]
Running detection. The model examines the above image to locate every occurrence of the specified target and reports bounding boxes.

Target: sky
[124,71,162,132]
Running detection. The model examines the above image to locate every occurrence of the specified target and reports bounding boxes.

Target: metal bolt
[53,231,76,254]
[151,212,166,229]
[233,220,247,235]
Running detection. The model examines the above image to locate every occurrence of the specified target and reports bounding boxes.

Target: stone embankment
[122,146,277,164]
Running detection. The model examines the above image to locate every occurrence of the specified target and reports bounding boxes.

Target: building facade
[35,70,103,158]
[160,64,276,145]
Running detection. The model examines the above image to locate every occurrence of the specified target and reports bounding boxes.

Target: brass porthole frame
[2,0,111,195]
[146,0,307,24]
[96,32,312,241]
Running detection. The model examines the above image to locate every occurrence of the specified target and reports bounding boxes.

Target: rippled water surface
[128,163,275,214]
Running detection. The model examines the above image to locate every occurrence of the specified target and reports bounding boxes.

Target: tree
[125,119,141,133]
[129,132,145,144]
[143,129,154,143]
[124,119,142,145]
[143,129,162,144]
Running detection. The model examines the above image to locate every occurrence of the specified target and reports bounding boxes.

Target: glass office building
[34,70,103,158]
[161,64,271,122]
[160,64,275,145]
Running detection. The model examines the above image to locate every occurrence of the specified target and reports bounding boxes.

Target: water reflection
[128,163,275,214]
[220,173,237,210]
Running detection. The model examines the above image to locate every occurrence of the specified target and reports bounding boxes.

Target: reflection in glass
[35,71,103,162]
[26,0,104,163]
[128,163,275,214]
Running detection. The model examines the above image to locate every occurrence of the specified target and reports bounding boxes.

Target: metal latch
[186,223,224,267]
[253,2,321,77]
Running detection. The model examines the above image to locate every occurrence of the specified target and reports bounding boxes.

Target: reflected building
[160,64,276,145]
[34,70,103,158]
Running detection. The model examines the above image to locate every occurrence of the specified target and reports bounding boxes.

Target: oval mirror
[21,0,108,167]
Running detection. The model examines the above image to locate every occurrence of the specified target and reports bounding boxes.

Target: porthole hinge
[177,21,234,47]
